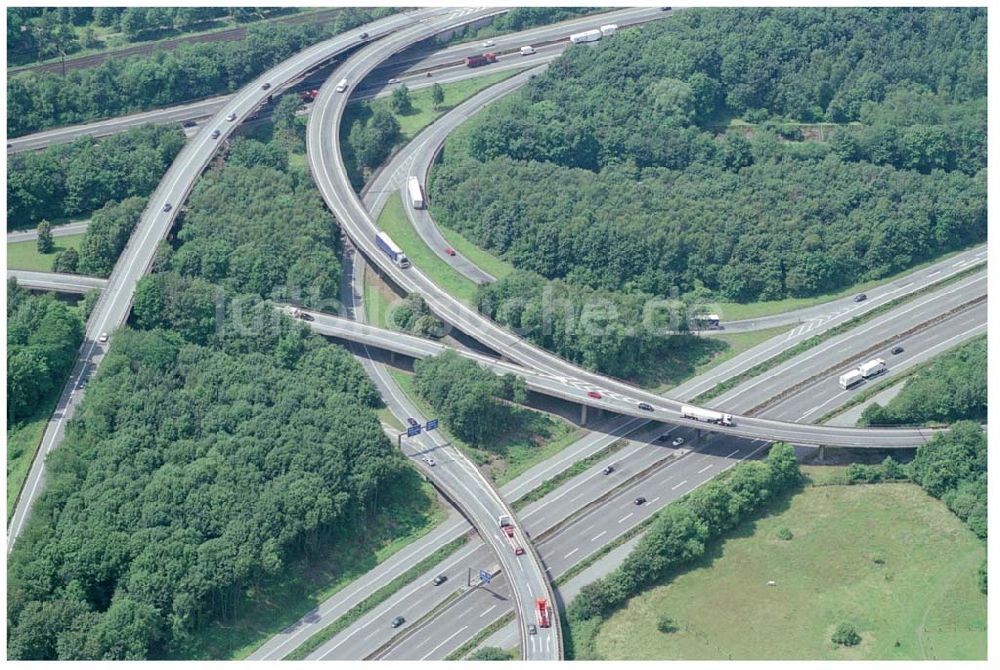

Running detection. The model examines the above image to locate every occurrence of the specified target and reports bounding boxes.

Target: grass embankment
[387,368,581,486]
[285,534,469,661]
[6,396,60,522]
[177,477,450,660]
[6,233,86,272]
[711,245,982,322]
[376,193,479,304]
[592,471,986,661]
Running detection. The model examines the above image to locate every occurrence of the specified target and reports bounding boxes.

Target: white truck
[859,358,886,378]
[599,23,618,37]
[680,405,734,426]
[570,29,603,44]
[407,176,425,209]
[520,45,536,55]
[375,231,410,268]
[838,369,864,389]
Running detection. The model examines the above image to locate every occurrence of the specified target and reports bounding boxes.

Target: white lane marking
[618,513,634,524]
[650,496,660,504]
[564,548,579,560]
[698,464,713,474]
[420,625,469,660]
[590,531,607,542]
[927,269,941,277]
[725,449,740,458]
[672,480,688,490]
[480,604,498,618]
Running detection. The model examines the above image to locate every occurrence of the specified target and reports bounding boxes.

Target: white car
[422,456,436,467]
[98,332,109,343]
[672,437,685,447]
[225,112,237,122]
[482,40,495,47]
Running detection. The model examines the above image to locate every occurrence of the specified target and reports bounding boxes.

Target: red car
[587,391,602,399]
[444,247,456,256]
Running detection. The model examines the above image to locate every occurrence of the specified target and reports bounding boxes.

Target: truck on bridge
[407,176,425,209]
[536,598,551,627]
[680,404,735,426]
[375,231,410,268]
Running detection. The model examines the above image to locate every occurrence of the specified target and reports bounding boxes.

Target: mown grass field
[6,233,86,272]
[593,473,986,661]
[6,398,59,522]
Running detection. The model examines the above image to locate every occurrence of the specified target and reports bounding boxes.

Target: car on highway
[359,31,370,40]
[891,346,904,355]
[603,465,614,475]
[515,546,525,556]
[210,129,221,139]
[98,332,109,343]
[407,417,419,428]
[482,40,495,47]
[854,293,867,302]
[443,246,456,256]
[422,456,436,467]
[656,434,670,442]
[182,120,197,128]
[634,496,647,505]
[587,390,602,399]
[672,436,685,446]
[261,82,271,90]
[433,574,447,586]
[226,112,237,122]
[390,616,405,628]
[162,203,172,212]
[527,624,537,635]
[298,312,314,322]
[637,402,654,411]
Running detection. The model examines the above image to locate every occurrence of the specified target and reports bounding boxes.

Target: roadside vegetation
[7,124,184,231]
[7,232,86,273]
[7,7,393,136]
[430,7,985,316]
[859,337,985,427]
[589,465,986,660]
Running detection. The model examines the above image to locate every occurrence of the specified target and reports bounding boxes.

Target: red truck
[464,52,497,67]
[536,598,550,628]
[499,514,525,555]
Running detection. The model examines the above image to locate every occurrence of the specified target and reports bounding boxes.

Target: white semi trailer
[839,369,864,389]
[570,29,603,44]
[407,176,425,209]
[859,358,887,378]
[680,405,734,426]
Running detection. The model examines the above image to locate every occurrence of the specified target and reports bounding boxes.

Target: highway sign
[426,418,439,431]
[407,425,422,437]
[479,569,492,584]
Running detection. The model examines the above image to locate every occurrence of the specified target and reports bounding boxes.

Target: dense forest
[7,124,184,231]
[170,139,341,308]
[7,7,392,136]
[6,280,84,424]
[909,421,986,540]
[860,337,986,427]
[430,7,986,304]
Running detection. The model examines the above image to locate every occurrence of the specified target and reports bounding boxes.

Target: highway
[6,6,482,551]
[6,6,669,155]
[6,270,107,294]
[7,220,90,242]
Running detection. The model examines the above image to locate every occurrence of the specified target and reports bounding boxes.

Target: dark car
[603,465,614,475]
[656,434,670,443]
[527,624,537,635]
[299,312,314,322]
[854,293,867,302]
[891,346,904,355]
[637,402,654,411]
[433,574,447,586]
[261,82,271,90]
[210,129,221,139]
[359,31,370,40]
[634,496,647,505]
[182,120,197,128]
[444,247,456,256]
[407,417,419,428]
[390,616,405,628]
[162,203,172,212]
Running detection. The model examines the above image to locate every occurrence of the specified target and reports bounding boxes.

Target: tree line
[6,279,84,424]
[566,443,801,656]
[8,7,393,137]
[860,337,986,427]
[7,124,184,231]
[429,7,986,305]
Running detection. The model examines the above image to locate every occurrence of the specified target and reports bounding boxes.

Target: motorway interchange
[7,6,988,662]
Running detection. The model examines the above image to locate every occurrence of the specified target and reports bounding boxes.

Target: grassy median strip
[445,611,516,660]
[512,438,629,512]
[814,332,987,425]
[285,534,469,660]
[691,263,986,405]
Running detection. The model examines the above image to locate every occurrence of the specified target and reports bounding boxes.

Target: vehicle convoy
[535,598,551,628]
[375,231,410,268]
[570,28,603,44]
[407,176,425,209]
[839,369,864,389]
[859,357,887,378]
[464,52,497,67]
[680,404,735,426]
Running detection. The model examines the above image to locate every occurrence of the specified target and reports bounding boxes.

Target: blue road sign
[407,425,422,437]
[479,569,492,584]
[426,418,439,431]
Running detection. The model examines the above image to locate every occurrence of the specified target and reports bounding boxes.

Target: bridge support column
[580,403,588,426]
[817,445,826,462]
